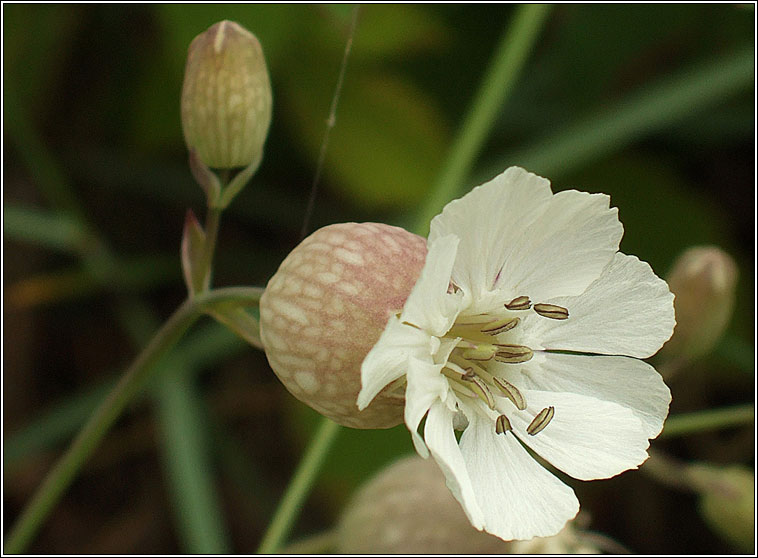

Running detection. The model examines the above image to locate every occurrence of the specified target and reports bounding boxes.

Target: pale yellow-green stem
[4,286,264,554]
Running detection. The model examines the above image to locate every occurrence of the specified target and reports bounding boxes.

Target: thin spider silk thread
[298,6,361,242]
[257,11,361,553]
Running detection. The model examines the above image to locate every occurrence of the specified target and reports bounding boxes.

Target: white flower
[357,167,676,542]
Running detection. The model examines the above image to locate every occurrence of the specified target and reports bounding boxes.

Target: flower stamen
[493,344,534,363]
[527,406,555,435]
[460,344,498,361]
[505,296,532,311]
[495,414,512,434]
[480,316,520,336]
[533,303,569,320]
[491,377,527,410]
[448,381,477,401]
[460,374,496,409]
[457,360,528,406]
[444,361,473,377]
[442,366,466,382]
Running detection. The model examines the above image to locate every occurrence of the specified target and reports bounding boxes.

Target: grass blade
[482,47,754,180]
[154,367,232,554]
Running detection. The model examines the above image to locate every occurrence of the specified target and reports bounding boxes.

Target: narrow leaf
[3,204,88,254]
[188,148,222,206]
[154,367,232,554]
[203,302,263,349]
[181,208,207,296]
[216,154,262,209]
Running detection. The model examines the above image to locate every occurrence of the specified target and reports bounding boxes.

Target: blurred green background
[3,3,754,554]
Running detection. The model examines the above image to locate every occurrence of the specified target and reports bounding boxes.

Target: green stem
[197,286,265,308]
[4,286,264,554]
[5,300,199,553]
[257,418,341,554]
[659,404,754,439]
[411,3,552,235]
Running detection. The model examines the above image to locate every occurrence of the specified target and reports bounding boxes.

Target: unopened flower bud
[181,20,272,170]
[259,223,427,429]
[689,463,754,552]
[336,455,603,554]
[660,246,738,362]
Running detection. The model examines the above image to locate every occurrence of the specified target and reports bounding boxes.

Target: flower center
[441,295,568,436]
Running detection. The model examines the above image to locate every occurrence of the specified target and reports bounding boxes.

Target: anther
[493,344,533,364]
[533,303,569,320]
[442,366,468,382]
[527,406,555,436]
[461,375,496,409]
[492,377,527,410]
[481,317,520,336]
[495,414,512,434]
[505,296,531,311]
[460,344,498,361]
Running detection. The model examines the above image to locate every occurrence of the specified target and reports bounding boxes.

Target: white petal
[501,189,623,301]
[509,390,651,481]
[401,234,464,337]
[459,413,580,541]
[405,356,450,457]
[522,252,676,358]
[502,351,671,439]
[424,401,485,530]
[358,316,428,410]
[429,167,553,306]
